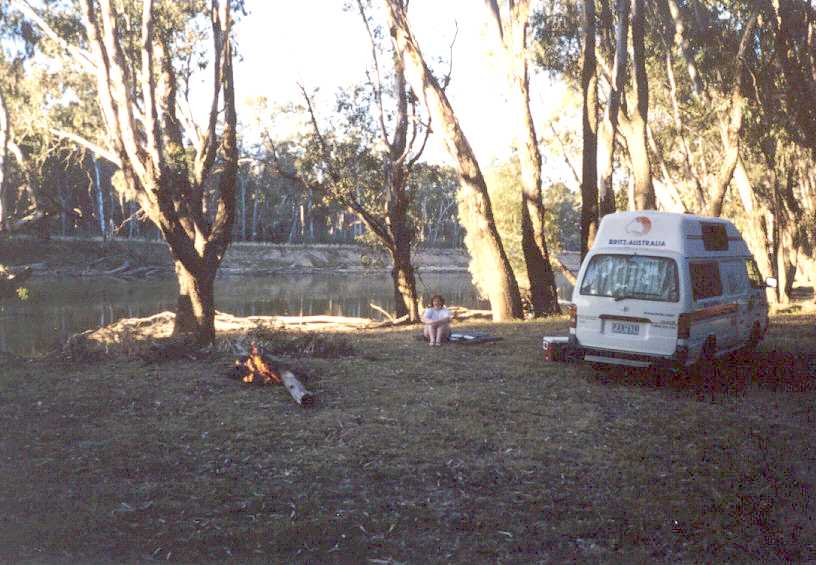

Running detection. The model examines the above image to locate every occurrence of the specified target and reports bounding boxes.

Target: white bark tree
[15,0,238,344]
[383,0,523,320]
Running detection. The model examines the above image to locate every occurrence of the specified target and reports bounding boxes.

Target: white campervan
[569,211,776,371]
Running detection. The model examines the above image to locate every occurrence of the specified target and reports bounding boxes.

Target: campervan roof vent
[700,222,728,251]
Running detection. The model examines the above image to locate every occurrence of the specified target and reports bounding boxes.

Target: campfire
[234,343,283,384]
[231,342,315,406]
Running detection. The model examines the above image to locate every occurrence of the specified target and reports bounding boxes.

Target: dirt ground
[1,312,815,563]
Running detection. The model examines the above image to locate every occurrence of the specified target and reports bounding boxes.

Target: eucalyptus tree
[578,0,598,256]
[485,0,560,315]
[533,0,815,302]
[289,0,432,322]
[383,0,523,320]
[764,0,816,154]
[0,7,47,233]
[648,0,813,301]
[0,80,10,229]
[618,0,655,210]
[15,0,238,344]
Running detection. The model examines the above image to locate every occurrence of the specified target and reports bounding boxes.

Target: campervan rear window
[579,254,679,302]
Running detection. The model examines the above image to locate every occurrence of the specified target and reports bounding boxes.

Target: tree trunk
[385,0,522,320]
[776,224,796,305]
[598,0,630,220]
[707,11,757,217]
[625,0,656,210]
[580,0,599,258]
[504,0,560,315]
[240,170,246,240]
[665,0,704,96]
[734,159,777,304]
[597,122,615,218]
[0,86,10,229]
[390,237,420,321]
[173,259,216,344]
[93,155,107,238]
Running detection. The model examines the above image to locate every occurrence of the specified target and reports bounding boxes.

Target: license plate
[611,322,639,335]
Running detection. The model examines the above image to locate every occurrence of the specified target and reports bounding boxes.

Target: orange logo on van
[625,216,652,236]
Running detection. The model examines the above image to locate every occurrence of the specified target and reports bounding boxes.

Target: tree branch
[355,0,389,144]
[549,123,582,188]
[50,128,121,167]
[298,84,392,242]
[204,0,237,267]
[97,0,147,179]
[140,0,161,167]
[193,0,229,190]
[440,20,458,89]
[14,0,97,72]
[485,0,506,46]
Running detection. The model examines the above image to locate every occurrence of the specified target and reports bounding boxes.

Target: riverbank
[1,312,814,562]
[0,236,471,277]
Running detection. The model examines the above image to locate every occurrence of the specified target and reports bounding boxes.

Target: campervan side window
[579,254,679,302]
[690,261,722,300]
[721,260,749,296]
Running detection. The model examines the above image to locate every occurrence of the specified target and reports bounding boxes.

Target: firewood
[281,370,315,406]
[230,342,315,406]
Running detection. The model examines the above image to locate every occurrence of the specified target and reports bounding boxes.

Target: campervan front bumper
[578,345,687,370]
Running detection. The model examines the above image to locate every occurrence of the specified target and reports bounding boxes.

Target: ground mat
[416,331,502,344]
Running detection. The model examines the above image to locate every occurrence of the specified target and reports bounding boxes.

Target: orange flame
[246,343,282,384]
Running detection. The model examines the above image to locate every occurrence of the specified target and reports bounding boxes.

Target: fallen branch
[281,370,314,406]
[264,314,372,326]
[0,210,47,234]
[369,314,410,328]
[100,260,131,276]
[447,306,492,320]
[369,302,395,322]
[552,256,577,285]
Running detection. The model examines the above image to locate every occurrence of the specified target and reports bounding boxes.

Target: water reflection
[0,271,573,356]
[0,273,477,356]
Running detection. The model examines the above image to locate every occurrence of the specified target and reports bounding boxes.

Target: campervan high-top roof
[592,211,750,258]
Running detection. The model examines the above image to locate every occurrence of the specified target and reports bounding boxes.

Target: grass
[1,312,815,563]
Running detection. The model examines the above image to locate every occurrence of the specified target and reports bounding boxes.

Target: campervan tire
[693,339,718,382]
[744,323,762,354]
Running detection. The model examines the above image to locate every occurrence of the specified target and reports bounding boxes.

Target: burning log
[230,342,315,406]
[244,343,283,384]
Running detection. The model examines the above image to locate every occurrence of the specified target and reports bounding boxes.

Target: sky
[229,0,575,173]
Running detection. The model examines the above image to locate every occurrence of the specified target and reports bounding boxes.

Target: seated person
[422,294,453,346]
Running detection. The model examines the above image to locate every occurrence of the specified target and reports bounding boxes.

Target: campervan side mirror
[765,277,778,289]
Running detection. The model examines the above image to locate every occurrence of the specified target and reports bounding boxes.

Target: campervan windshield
[579,254,679,302]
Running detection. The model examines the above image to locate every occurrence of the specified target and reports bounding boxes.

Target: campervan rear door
[720,259,752,344]
[573,252,682,357]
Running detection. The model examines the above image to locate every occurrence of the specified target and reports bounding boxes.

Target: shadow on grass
[587,349,816,399]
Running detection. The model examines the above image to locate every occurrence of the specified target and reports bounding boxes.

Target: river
[0,272,573,356]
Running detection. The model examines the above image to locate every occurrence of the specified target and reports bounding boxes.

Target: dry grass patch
[1,314,814,562]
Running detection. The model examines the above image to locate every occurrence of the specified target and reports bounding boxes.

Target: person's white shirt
[423,306,451,322]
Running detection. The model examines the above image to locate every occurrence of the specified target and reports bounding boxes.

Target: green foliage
[16,287,29,301]
[530,1,581,78]
[483,159,525,287]
[482,158,580,292]
[545,182,580,252]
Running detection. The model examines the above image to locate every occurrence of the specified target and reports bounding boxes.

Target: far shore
[1,236,473,278]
